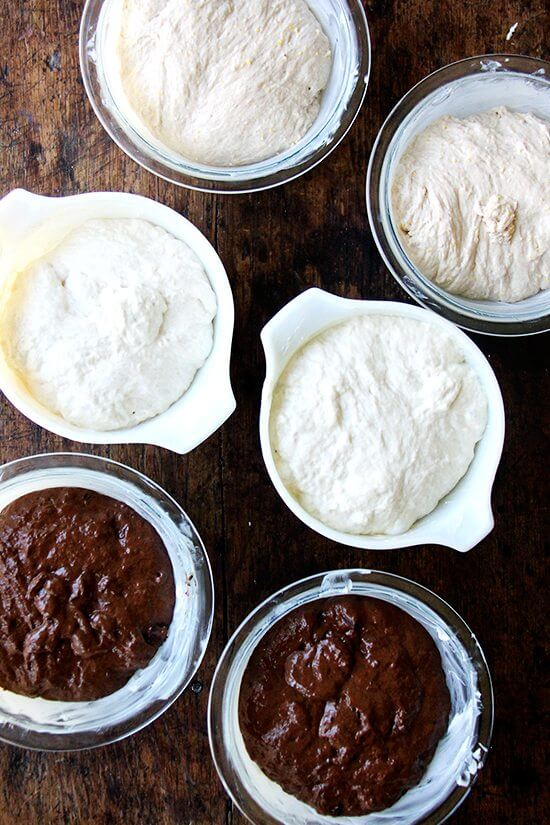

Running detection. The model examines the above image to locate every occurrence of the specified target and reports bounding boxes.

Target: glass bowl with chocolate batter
[208,570,493,825]
[0,453,214,751]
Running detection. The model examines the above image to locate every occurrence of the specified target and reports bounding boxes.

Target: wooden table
[0,1,547,823]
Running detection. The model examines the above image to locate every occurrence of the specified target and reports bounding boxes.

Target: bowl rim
[259,288,505,552]
[0,451,215,752]
[79,0,372,194]
[366,52,550,337]
[0,188,236,453]
[207,568,495,825]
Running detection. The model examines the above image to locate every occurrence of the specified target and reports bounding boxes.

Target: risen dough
[1,219,216,431]
[111,0,332,166]
[391,107,549,302]
[270,316,487,536]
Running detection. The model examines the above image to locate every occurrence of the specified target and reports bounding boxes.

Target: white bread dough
[1,219,216,431]
[270,316,487,535]
[392,107,549,302]
[112,0,332,166]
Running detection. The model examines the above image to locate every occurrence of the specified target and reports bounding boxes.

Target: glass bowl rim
[208,568,494,825]
[366,52,550,337]
[0,451,215,752]
[79,0,372,194]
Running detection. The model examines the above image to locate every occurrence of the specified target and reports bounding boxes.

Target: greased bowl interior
[260,289,505,552]
[208,569,494,825]
[0,189,235,454]
[367,54,550,336]
[0,453,214,751]
[80,0,370,193]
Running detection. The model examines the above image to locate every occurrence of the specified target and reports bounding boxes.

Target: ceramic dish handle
[0,189,49,247]
[439,495,495,553]
[261,288,359,381]
[147,377,236,454]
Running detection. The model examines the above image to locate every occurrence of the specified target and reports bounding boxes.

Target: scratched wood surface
[0,1,548,823]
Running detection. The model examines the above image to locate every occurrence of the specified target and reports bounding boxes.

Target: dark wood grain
[0,1,548,823]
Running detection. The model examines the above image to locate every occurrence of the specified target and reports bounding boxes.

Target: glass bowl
[208,569,494,825]
[79,0,371,194]
[367,54,550,336]
[0,453,214,751]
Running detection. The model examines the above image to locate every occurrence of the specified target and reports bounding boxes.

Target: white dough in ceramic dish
[1,219,216,431]
[112,0,332,166]
[269,316,487,535]
[392,107,550,302]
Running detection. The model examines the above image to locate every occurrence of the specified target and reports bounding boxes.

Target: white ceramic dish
[208,569,494,825]
[259,289,505,552]
[367,54,550,336]
[80,0,370,193]
[0,453,214,751]
[0,189,235,453]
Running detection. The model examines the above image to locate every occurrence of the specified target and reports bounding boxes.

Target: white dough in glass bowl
[269,315,487,535]
[0,218,216,431]
[111,0,332,166]
[391,107,550,303]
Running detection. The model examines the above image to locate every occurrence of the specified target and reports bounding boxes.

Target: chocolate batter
[0,487,175,701]
[239,596,451,816]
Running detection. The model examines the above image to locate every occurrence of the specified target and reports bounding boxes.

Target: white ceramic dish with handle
[259,288,505,552]
[0,189,236,453]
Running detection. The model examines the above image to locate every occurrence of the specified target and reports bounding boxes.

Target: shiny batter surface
[0,488,175,701]
[239,596,451,816]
